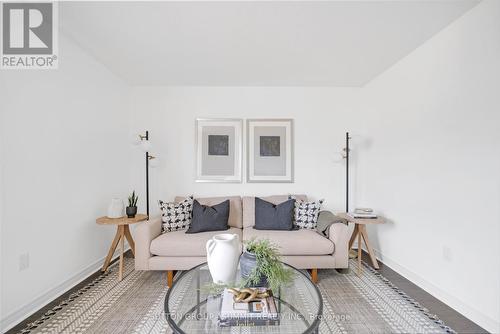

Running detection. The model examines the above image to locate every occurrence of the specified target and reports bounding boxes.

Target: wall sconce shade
[130,133,141,145]
[140,140,152,152]
[149,155,159,168]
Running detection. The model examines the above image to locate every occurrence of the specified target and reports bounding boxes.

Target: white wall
[0,100,5,324]
[129,87,360,217]
[1,1,498,333]
[0,34,131,331]
[355,0,500,332]
[128,2,500,332]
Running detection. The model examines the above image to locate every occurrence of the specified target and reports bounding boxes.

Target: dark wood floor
[5,253,131,334]
[357,251,487,334]
[7,250,488,333]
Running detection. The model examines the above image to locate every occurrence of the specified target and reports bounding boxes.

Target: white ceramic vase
[107,198,124,218]
[206,234,241,284]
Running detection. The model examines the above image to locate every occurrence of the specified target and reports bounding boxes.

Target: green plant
[243,238,294,292]
[128,191,138,207]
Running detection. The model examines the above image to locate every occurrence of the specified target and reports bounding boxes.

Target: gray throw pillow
[186,199,230,234]
[254,197,296,230]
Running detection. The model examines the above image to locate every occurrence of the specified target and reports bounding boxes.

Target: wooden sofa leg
[311,269,318,283]
[167,270,174,287]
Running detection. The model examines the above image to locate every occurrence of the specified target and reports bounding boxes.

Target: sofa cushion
[175,196,242,228]
[242,195,307,228]
[243,227,334,256]
[150,227,243,257]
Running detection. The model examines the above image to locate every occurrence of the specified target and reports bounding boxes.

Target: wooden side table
[337,213,384,275]
[96,214,148,281]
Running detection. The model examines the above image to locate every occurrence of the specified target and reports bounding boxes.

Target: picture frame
[247,119,294,183]
[196,118,243,183]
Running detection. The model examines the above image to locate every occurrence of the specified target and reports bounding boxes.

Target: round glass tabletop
[165,262,322,334]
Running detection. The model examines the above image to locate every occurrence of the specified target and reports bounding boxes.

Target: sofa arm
[134,216,162,270]
[328,221,350,268]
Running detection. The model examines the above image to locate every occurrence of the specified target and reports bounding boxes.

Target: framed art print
[196,119,243,182]
[247,119,294,183]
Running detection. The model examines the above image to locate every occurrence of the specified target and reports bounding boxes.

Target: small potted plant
[126,191,138,218]
[240,238,294,292]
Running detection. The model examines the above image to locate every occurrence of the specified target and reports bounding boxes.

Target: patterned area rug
[17,258,454,334]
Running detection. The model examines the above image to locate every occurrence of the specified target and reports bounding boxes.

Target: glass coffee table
[164,262,322,334]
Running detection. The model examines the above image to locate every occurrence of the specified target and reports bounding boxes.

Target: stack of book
[218,288,279,327]
[347,208,378,219]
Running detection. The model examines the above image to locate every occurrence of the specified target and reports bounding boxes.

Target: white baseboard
[370,248,499,333]
[0,247,130,333]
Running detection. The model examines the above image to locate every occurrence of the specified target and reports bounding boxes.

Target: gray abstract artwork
[260,136,281,156]
[208,135,229,156]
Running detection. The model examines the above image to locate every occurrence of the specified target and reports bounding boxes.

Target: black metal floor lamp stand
[133,130,158,219]
[145,130,149,218]
[344,132,351,213]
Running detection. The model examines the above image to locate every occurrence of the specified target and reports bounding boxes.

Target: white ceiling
[61,1,478,86]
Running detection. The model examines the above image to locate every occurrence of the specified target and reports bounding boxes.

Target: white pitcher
[206,234,240,284]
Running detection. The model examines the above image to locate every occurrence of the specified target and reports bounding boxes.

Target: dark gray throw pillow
[186,199,230,234]
[254,197,296,230]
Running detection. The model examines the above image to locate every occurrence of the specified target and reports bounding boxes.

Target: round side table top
[96,214,148,225]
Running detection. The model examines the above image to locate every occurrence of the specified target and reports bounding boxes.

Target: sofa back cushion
[242,195,307,228]
[175,196,243,228]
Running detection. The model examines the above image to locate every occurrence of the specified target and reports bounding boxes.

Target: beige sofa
[135,195,350,286]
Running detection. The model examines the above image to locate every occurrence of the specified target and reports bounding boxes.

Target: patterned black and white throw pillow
[289,196,324,229]
[159,196,194,233]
